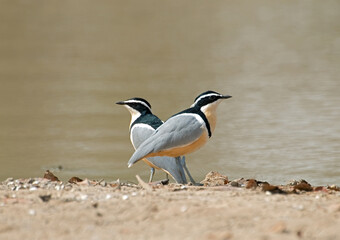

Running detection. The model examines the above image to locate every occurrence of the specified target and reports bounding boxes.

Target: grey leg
[149,167,155,183]
[180,156,197,185]
[175,156,187,184]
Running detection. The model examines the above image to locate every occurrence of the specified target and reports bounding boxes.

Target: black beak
[221,95,232,99]
[116,101,125,105]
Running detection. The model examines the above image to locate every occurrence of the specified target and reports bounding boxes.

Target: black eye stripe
[207,95,219,101]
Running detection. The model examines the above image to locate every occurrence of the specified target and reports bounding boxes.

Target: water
[0,1,339,185]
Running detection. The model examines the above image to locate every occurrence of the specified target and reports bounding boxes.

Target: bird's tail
[127,144,154,168]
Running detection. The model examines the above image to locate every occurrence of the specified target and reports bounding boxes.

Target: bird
[116,97,195,184]
[127,91,232,168]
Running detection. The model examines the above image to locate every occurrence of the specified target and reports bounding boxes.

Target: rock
[327,185,340,191]
[27,178,35,184]
[294,181,313,192]
[230,181,240,187]
[68,177,83,184]
[287,180,299,186]
[43,170,60,182]
[150,179,169,186]
[260,183,286,194]
[313,186,328,192]
[4,178,14,183]
[99,180,107,187]
[201,171,229,186]
[245,179,258,189]
[39,194,52,202]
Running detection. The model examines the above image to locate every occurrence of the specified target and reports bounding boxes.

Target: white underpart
[200,99,222,114]
[192,93,222,107]
[124,105,141,128]
[123,99,151,112]
[130,123,155,149]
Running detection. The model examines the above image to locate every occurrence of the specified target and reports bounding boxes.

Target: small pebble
[80,194,88,201]
[28,209,36,216]
[92,203,98,208]
[5,177,14,183]
[230,181,239,187]
[105,194,112,200]
[100,181,107,187]
[28,178,35,184]
[122,195,129,200]
[180,205,188,212]
[39,195,52,202]
[29,186,38,191]
[7,181,14,186]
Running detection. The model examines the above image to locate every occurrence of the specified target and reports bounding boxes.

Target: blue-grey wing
[128,114,205,166]
[152,114,205,152]
[130,123,155,149]
[130,122,187,183]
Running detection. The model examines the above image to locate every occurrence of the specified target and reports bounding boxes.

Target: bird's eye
[209,96,216,100]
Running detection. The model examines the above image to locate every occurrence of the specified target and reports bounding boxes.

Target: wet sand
[0,172,339,240]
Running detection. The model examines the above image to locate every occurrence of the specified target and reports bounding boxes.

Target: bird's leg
[149,167,155,183]
[175,156,188,184]
[165,173,169,181]
[180,156,199,185]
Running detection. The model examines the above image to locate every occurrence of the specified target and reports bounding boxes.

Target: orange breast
[146,131,209,158]
[142,158,161,169]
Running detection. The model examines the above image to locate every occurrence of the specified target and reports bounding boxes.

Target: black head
[193,90,232,108]
[116,97,152,114]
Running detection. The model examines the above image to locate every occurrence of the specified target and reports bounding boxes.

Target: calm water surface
[0,1,339,185]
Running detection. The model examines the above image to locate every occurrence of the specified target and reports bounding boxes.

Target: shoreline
[1,171,339,240]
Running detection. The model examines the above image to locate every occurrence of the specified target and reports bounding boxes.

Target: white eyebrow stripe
[124,100,151,111]
[193,93,221,105]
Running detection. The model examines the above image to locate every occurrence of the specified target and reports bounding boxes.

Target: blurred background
[0,1,339,185]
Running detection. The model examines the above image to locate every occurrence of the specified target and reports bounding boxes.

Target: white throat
[124,105,141,128]
[199,100,222,133]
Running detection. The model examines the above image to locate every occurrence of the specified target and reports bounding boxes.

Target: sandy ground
[0,172,339,240]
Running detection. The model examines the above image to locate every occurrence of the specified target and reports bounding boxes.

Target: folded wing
[128,114,205,166]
